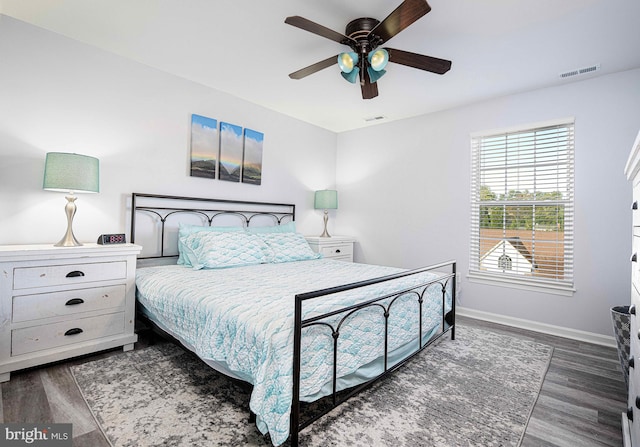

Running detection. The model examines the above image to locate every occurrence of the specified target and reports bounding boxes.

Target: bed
[130,193,456,446]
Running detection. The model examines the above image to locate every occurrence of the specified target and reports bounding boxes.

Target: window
[498,255,512,271]
[469,119,575,295]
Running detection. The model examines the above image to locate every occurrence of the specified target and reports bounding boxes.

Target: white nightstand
[0,243,141,382]
[305,236,356,262]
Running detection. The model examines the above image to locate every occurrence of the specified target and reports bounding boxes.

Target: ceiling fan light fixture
[366,66,386,83]
[368,48,389,71]
[341,67,360,83]
[337,52,359,73]
[285,1,451,100]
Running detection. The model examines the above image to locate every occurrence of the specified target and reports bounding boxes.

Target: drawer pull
[630,356,635,368]
[65,298,85,306]
[335,249,341,253]
[66,270,85,278]
[634,201,639,210]
[631,305,637,315]
[629,407,634,421]
[64,328,83,336]
[632,253,638,263]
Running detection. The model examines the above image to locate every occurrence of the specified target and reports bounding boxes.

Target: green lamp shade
[341,67,360,84]
[367,67,387,83]
[314,190,338,210]
[43,152,99,193]
[368,48,389,71]
[338,52,359,73]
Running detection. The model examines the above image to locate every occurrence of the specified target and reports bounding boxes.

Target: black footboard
[290,260,456,446]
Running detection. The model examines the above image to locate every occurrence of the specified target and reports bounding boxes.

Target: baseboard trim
[457,306,616,348]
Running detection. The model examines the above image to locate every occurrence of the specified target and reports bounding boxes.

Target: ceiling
[2,0,639,133]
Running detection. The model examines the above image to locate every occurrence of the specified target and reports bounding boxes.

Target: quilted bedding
[135,258,452,446]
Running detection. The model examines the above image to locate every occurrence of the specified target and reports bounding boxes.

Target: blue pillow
[246,221,296,234]
[182,232,273,270]
[177,223,244,266]
[258,232,321,263]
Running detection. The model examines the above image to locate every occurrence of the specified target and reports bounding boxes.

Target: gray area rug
[70,326,552,447]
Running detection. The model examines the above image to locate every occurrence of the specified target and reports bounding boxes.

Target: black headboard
[130,193,296,261]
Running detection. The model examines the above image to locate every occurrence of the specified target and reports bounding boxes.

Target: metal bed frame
[130,192,456,446]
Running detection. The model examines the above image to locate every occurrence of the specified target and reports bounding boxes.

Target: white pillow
[182,231,273,270]
[177,223,244,267]
[246,221,296,234]
[258,233,321,263]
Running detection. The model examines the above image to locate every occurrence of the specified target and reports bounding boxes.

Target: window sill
[467,271,576,297]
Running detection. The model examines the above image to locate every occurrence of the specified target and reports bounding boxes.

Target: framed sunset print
[189,114,218,179]
[242,128,263,185]
[219,122,243,182]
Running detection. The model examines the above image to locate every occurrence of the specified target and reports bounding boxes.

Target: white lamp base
[55,195,82,247]
[319,209,331,238]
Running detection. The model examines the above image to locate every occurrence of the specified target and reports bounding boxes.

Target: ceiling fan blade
[386,47,451,74]
[285,16,355,46]
[369,0,431,44]
[288,55,338,80]
[360,72,379,99]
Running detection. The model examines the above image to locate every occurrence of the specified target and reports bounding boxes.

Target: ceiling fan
[284,0,452,100]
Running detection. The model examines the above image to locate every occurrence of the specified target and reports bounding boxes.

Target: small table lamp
[314,189,338,238]
[43,152,100,247]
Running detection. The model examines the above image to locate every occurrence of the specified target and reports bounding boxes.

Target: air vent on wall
[559,64,601,79]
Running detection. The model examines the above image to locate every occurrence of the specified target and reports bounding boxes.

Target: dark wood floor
[0,316,627,446]
[467,318,627,447]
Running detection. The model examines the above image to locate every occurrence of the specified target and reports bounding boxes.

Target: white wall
[3,14,639,339]
[0,15,338,245]
[336,68,640,337]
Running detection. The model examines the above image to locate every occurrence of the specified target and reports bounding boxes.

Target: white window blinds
[469,119,575,294]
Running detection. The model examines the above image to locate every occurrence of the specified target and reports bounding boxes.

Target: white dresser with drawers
[305,236,356,262]
[0,243,141,381]
[624,129,640,446]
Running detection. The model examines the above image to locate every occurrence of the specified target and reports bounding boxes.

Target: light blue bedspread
[135,259,452,446]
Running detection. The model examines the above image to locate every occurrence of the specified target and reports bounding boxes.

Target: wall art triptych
[189,114,263,185]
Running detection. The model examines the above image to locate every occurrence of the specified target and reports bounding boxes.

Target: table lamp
[314,190,338,238]
[43,152,100,247]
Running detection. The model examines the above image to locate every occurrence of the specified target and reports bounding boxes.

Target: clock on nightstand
[305,236,356,262]
[97,233,127,244]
